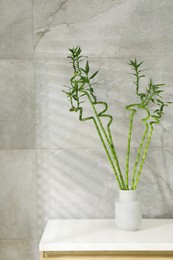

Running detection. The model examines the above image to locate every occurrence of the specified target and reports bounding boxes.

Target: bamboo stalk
[134,124,153,189]
[88,97,125,189]
[132,124,149,189]
[96,101,125,189]
[131,107,150,189]
[125,110,136,189]
[80,93,123,189]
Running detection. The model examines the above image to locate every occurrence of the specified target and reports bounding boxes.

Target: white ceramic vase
[115,190,142,231]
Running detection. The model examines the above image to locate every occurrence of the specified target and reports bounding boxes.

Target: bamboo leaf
[80,68,86,73]
[79,86,84,91]
[69,48,73,53]
[136,61,144,67]
[155,94,162,98]
[79,93,86,97]
[62,90,70,95]
[89,71,99,79]
[76,47,82,56]
[85,60,89,74]
[81,76,89,83]
[138,69,148,73]
[74,81,78,90]
[153,83,165,87]
[156,99,162,103]
[73,95,77,100]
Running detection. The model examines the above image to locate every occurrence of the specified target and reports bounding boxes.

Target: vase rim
[118,189,137,202]
[119,189,137,192]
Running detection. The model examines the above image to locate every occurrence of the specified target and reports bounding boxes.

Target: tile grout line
[1,55,173,61]
[31,0,39,259]
[1,146,173,151]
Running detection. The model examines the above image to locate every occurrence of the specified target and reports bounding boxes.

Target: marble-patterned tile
[33,0,136,58]
[153,1,173,55]
[137,147,173,218]
[35,57,173,149]
[0,150,37,239]
[37,147,173,237]
[0,0,33,58]
[37,148,118,237]
[0,60,35,149]
[0,239,37,260]
[33,0,173,58]
[119,0,173,56]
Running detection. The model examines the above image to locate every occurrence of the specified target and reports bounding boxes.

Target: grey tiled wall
[0,1,173,259]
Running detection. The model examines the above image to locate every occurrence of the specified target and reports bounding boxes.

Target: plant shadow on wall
[63,46,172,192]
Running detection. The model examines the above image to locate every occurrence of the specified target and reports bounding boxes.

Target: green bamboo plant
[63,46,171,190]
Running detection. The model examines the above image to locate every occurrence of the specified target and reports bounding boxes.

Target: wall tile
[33,0,173,58]
[119,0,173,56]
[0,150,37,239]
[0,60,35,149]
[35,58,103,149]
[35,57,173,149]
[33,0,136,58]
[33,0,124,30]
[138,147,173,218]
[0,239,37,260]
[0,0,33,58]
[37,147,173,237]
[37,148,117,237]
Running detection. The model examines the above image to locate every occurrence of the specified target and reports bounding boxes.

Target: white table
[39,219,173,259]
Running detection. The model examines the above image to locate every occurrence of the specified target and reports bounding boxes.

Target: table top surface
[39,219,173,251]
